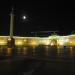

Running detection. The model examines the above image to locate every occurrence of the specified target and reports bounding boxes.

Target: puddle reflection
[0,45,75,60]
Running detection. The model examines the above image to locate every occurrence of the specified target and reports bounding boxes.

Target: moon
[22,15,26,20]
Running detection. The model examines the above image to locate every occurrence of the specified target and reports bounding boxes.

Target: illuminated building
[0,35,75,47]
[0,9,75,47]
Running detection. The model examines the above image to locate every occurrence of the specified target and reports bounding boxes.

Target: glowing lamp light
[50,43,54,46]
[15,40,23,45]
[8,38,11,41]
[65,39,69,42]
[30,41,38,46]
[44,41,50,45]
[0,40,7,45]
[59,41,64,45]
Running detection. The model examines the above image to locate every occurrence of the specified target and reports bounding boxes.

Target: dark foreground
[0,46,75,75]
[0,57,75,75]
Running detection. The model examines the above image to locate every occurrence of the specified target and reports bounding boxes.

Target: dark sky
[0,0,74,36]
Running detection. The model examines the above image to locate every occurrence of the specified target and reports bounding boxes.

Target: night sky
[0,1,74,36]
